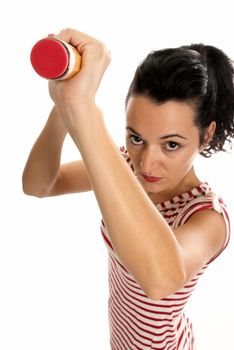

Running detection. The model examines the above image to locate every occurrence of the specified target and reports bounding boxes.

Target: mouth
[141,174,164,183]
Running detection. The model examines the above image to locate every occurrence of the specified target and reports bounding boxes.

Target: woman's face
[125,95,206,203]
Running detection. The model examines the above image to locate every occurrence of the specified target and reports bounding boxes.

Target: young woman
[22,28,234,349]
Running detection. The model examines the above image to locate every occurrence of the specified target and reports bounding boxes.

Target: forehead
[126,95,197,134]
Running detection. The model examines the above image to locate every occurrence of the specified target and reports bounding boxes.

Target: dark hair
[126,44,234,157]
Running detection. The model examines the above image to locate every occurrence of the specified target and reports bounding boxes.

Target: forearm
[22,106,67,197]
[45,28,185,298]
[62,103,186,298]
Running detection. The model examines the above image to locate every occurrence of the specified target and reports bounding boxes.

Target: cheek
[127,150,138,165]
[126,142,138,158]
[167,149,198,172]
[127,147,141,168]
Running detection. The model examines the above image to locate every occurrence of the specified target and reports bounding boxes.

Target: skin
[125,95,215,204]
[22,28,227,300]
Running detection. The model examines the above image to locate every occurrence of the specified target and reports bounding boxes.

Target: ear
[200,121,216,151]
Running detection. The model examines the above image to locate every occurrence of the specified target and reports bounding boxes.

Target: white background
[0,0,233,349]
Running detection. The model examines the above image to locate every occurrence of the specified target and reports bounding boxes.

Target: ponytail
[183,44,234,157]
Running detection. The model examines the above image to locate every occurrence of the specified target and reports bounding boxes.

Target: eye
[164,141,180,151]
[128,135,144,145]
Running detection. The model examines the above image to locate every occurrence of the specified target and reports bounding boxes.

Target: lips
[141,174,163,183]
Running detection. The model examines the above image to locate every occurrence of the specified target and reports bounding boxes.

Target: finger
[54,28,95,53]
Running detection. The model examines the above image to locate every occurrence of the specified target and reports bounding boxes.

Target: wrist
[49,105,68,136]
[55,95,97,114]
[56,99,104,142]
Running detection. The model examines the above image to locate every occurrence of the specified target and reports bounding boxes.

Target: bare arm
[30,28,226,300]
[22,105,92,197]
[61,103,226,299]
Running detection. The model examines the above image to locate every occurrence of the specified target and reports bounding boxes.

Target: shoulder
[174,205,228,283]
[175,184,230,229]
[175,186,230,266]
[179,208,226,250]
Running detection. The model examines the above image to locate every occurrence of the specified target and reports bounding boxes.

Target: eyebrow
[126,127,188,140]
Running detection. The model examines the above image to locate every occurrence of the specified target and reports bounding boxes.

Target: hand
[48,28,111,107]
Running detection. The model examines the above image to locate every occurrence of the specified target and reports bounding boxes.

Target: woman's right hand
[48,28,112,107]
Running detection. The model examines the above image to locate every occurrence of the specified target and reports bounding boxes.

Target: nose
[139,146,163,174]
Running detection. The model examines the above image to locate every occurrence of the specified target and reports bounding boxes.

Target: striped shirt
[100,149,230,350]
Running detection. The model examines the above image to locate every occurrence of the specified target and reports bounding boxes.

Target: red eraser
[30,38,69,79]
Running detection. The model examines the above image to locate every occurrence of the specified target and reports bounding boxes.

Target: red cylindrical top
[30,38,69,79]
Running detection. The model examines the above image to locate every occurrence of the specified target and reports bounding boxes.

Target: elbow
[22,185,47,198]
[143,269,187,301]
[22,177,48,198]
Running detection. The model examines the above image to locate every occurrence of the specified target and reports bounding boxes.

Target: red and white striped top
[100,149,231,350]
